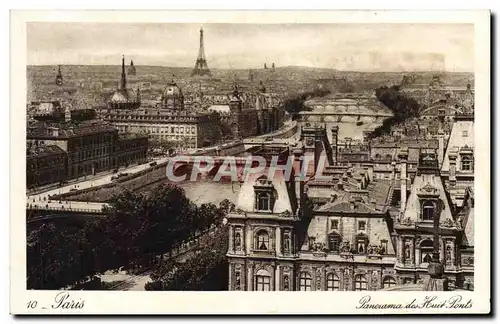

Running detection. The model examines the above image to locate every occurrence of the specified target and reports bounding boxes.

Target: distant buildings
[26,88,149,188]
[55,65,63,86]
[127,60,136,76]
[400,75,474,120]
[206,84,285,139]
[27,120,148,187]
[101,56,285,150]
[108,56,141,110]
[101,75,220,151]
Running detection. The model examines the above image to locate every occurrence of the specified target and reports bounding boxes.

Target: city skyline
[27,23,474,72]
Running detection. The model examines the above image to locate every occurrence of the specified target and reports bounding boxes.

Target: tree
[145,225,229,291]
[102,184,197,270]
[283,88,331,120]
[27,183,226,290]
[369,85,421,139]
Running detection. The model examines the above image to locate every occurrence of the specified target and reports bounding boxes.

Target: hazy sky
[27,23,474,72]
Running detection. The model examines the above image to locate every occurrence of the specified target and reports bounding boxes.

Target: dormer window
[422,201,435,221]
[356,233,368,254]
[254,176,275,212]
[255,230,270,251]
[257,192,271,211]
[327,232,341,252]
[460,154,473,172]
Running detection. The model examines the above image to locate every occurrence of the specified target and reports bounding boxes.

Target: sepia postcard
[10,10,491,315]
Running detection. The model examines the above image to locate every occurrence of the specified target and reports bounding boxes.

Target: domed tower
[161,78,184,110]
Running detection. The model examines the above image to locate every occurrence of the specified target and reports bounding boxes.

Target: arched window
[461,155,473,172]
[299,272,312,291]
[354,274,368,291]
[386,154,392,161]
[422,201,435,221]
[326,273,340,291]
[255,269,271,291]
[255,230,270,251]
[420,239,434,264]
[375,153,381,160]
[383,276,397,288]
[257,192,271,211]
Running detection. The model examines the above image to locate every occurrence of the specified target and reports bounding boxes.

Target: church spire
[120,55,127,91]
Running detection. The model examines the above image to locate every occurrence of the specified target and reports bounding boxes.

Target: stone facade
[226,124,474,291]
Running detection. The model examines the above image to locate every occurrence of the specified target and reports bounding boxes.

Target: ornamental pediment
[417,182,440,198]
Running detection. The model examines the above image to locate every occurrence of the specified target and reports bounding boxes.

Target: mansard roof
[401,172,454,224]
[441,119,474,173]
[234,167,296,216]
[316,200,378,214]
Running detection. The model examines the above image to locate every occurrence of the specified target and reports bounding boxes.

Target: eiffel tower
[191,28,211,76]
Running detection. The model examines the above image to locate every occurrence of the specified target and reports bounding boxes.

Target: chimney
[448,149,458,187]
[64,106,71,122]
[437,130,445,167]
[314,130,323,174]
[356,177,363,190]
[331,125,339,165]
[362,163,374,182]
[292,147,305,209]
[398,148,409,214]
[391,161,396,180]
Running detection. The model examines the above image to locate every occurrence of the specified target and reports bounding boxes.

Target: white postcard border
[10,10,491,314]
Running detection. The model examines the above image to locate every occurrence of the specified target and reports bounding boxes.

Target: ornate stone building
[226,124,474,291]
[394,148,467,289]
[207,84,285,140]
[101,79,220,151]
[26,120,148,184]
[440,114,474,208]
[26,145,67,188]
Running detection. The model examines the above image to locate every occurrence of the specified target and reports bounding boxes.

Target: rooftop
[27,145,66,158]
[27,121,117,139]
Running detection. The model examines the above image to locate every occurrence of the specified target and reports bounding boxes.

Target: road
[27,156,170,212]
